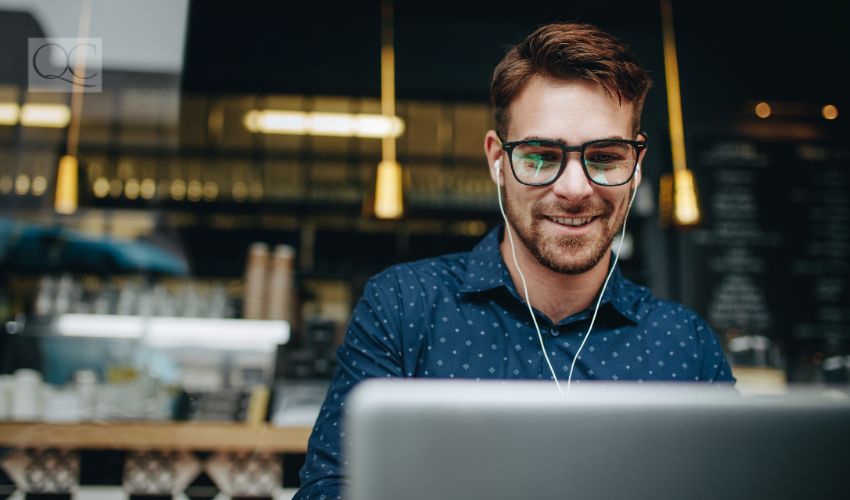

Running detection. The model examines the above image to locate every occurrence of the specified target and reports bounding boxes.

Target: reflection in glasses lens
[583,141,637,186]
[511,142,563,183]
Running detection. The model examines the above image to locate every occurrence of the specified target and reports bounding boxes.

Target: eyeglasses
[499,134,647,187]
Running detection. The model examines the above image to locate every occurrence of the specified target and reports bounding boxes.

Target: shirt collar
[459,225,643,325]
[459,226,510,295]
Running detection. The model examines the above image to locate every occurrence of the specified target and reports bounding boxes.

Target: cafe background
[0,0,848,498]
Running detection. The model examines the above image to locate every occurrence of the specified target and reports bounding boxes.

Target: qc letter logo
[28,38,102,93]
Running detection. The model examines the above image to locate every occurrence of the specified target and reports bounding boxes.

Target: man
[294,22,735,499]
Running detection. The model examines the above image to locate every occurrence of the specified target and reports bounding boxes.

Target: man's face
[486,75,643,275]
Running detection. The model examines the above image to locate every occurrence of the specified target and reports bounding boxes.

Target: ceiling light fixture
[54,0,92,215]
[373,0,404,219]
[822,104,838,120]
[19,103,72,128]
[660,0,700,227]
[243,110,404,138]
[0,103,19,125]
[754,101,771,119]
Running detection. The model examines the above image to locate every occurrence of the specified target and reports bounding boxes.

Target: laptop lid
[346,380,850,500]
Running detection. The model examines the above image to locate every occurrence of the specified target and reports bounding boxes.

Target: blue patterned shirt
[294,226,735,499]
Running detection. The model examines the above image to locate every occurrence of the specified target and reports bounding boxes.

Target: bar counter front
[0,421,311,498]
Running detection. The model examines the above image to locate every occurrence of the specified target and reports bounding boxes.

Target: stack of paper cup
[75,370,98,420]
[243,242,269,319]
[11,369,44,421]
[0,375,13,419]
[267,244,296,326]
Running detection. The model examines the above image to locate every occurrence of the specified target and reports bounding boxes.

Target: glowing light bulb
[822,104,838,120]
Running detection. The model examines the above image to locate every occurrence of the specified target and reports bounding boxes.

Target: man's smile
[546,215,595,227]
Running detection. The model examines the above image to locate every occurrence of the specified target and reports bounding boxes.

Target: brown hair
[491,22,652,138]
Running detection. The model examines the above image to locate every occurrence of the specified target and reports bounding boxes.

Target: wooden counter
[0,421,312,452]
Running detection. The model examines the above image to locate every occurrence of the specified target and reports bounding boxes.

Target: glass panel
[405,101,441,156]
[452,103,490,158]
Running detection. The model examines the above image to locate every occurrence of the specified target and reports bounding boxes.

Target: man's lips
[540,213,608,228]
[546,215,596,226]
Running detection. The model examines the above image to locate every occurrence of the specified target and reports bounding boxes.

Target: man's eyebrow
[519,135,627,144]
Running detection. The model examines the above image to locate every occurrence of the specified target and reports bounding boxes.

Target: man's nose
[550,153,594,201]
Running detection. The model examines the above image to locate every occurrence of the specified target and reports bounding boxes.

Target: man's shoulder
[370,227,501,286]
[636,291,713,333]
[368,249,473,288]
[617,276,709,328]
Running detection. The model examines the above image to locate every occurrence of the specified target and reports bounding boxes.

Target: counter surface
[0,421,312,452]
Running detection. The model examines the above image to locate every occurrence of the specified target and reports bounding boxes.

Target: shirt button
[550,327,560,337]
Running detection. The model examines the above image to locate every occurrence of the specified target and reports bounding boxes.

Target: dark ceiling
[182,0,660,100]
[182,0,849,123]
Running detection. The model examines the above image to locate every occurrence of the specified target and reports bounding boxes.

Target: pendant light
[373,0,403,219]
[54,0,92,215]
[660,0,701,227]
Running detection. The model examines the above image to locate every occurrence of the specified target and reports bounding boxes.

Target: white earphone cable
[566,184,638,395]
[494,155,640,398]
[495,159,563,397]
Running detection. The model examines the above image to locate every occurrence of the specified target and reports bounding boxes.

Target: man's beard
[501,185,626,275]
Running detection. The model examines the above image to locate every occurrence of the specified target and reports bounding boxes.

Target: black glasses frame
[499,132,648,187]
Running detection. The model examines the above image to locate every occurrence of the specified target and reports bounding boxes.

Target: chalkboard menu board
[685,139,850,345]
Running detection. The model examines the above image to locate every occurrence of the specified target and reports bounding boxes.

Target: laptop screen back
[346,380,850,500]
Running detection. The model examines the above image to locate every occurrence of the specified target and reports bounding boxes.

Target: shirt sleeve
[693,315,736,383]
[294,275,404,499]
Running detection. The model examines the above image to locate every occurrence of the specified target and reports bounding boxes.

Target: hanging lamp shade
[672,168,700,226]
[374,159,403,219]
[54,155,79,215]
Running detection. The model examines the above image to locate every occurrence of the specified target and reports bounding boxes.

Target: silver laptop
[345,380,850,500]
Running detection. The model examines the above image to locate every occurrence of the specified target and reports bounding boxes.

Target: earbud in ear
[494,158,502,174]
[636,163,641,173]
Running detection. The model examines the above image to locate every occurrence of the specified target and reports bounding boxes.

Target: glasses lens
[583,141,637,185]
[510,142,563,184]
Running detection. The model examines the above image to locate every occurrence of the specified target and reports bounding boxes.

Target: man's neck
[499,235,611,325]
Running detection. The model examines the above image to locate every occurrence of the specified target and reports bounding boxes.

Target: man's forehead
[513,75,626,103]
[504,76,635,142]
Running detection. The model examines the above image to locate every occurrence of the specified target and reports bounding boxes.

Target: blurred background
[0,0,849,426]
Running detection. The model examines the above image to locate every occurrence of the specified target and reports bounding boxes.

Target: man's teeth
[550,216,592,226]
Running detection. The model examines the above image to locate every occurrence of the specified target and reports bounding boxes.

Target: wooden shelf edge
[0,421,312,453]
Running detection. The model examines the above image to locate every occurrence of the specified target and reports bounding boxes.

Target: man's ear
[484,130,504,186]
